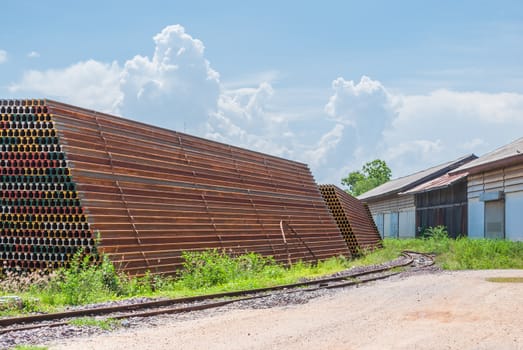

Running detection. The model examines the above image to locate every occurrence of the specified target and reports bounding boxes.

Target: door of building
[484,200,505,239]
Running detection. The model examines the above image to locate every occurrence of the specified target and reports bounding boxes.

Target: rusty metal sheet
[399,172,468,195]
[0,99,350,275]
[319,185,382,254]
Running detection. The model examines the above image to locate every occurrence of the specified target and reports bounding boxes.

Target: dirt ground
[50,270,523,350]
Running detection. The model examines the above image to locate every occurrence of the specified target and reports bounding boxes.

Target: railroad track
[0,251,434,334]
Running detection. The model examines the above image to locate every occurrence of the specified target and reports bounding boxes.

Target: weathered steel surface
[0,99,351,275]
[319,185,382,254]
[0,99,350,274]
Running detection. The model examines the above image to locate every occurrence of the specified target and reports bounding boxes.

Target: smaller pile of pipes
[319,185,382,255]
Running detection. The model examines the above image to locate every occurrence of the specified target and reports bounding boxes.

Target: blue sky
[1,1,522,184]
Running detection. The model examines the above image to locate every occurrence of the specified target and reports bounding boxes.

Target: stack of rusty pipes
[319,185,382,255]
[1,99,95,270]
[0,99,351,275]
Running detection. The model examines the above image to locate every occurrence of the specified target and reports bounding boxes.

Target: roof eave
[399,175,468,195]
[450,154,523,175]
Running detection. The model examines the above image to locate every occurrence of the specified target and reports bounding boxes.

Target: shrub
[39,251,125,305]
[421,225,449,240]
[177,249,283,289]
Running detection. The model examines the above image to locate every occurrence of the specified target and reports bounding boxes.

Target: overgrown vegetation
[356,226,523,270]
[0,249,351,316]
[1,230,522,317]
[175,250,351,293]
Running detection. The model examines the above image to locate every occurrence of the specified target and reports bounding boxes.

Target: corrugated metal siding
[366,194,415,215]
[483,169,505,192]
[467,174,485,200]
[365,195,415,239]
[415,180,468,238]
[1,99,351,275]
[466,164,523,240]
[504,164,523,193]
[398,210,415,238]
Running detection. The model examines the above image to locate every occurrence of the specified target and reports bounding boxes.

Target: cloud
[119,24,220,133]
[319,80,523,179]
[0,50,7,64]
[382,89,523,175]
[10,60,122,113]
[28,51,40,58]
[8,25,523,184]
[208,82,295,158]
[11,25,221,135]
[303,123,345,168]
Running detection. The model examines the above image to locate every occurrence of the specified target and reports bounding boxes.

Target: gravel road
[45,269,523,350]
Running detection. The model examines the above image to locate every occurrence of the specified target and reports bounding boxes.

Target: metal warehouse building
[451,137,523,241]
[358,155,477,238]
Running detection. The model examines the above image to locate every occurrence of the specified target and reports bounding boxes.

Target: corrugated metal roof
[357,154,477,201]
[400,172,468,195]
[450,137,523,175]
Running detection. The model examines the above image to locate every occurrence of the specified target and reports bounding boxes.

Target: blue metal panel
[391,212,399,238]
[484,200,505,239]
[373,213,384,238]
[384,213,391,238]
[468,198,484,239]
[399,210,416,238]
[506,192,523,241]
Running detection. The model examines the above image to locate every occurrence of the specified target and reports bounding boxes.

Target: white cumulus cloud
[10,25,221,135]
[324,82,523,179]
[119,24,221,133]
[208,82,295,159]
[10,60,122,113]
[382,89,523,175]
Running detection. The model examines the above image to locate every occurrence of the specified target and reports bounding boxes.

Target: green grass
[12,346,48,350]
[0,250,353,316]
[485,277,523,283]
[68,317,121,330]
[354,227,523,270]
[167,250,351,296]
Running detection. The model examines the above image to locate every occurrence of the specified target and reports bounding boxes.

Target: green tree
[341,159,391,196]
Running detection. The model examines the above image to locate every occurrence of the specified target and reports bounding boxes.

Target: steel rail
[0,251,433,333]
